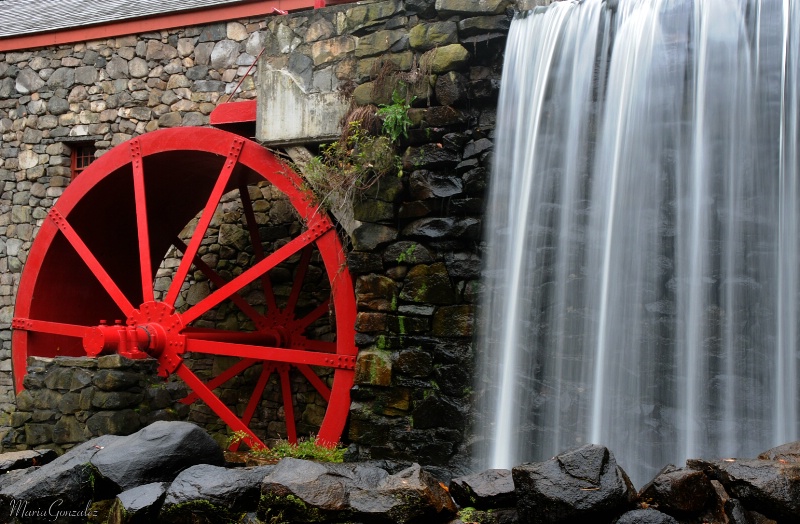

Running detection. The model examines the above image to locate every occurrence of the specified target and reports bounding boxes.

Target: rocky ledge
[0,421,796,524]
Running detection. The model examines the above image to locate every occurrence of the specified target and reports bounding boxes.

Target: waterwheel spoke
[131,139,154,303]
[47,208,134,316]
[230,362,275,452]
[165,137,245,307]
[180,357,258,405]
[293,300,330,332]
[184,338,355,369]
[172,237,268,328]
[296,364,332,402]
[175,362,266,449]
[278,364,297,443]
[239,179,278,313]
[284,246,313,317]
[11,318,87,338]
[180,228,326,325]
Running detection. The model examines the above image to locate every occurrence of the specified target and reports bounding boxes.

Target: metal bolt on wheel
[12,127,357,448]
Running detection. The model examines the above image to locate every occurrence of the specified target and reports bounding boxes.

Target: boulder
[108,482,170,524]
[758,441,800,463]
[450,468,516,509]
[260,458,388,521]
[350,463,456,522]
[91,421,225,491]
[638,465,714,516]
[259,459,455,523]
[0,435,120,513]
[160,464,273,523]
[0,448,58,473]
[512,444,637,524]
[614,508,679,524]
[688,457,800,523]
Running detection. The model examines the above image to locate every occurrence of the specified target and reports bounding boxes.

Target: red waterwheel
[11,127,357,448]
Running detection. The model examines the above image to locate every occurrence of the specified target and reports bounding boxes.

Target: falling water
[475,0,800,487]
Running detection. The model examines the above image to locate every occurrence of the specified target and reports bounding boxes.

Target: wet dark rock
[0,435,120,511]
[435,72,469,106]
[463,167,488,195]
[434,364,471,396]
[639,465,714,517]
[356,274,399,312]
[432,305,474,337]
[400,262,457,305]
[412,394,466,430]
[402,217,481,240]
[614,508,679,524]
[512,444,637,524]
[384,241,435,266]
[347,251,384,274]
[403,143,461,171]
[688,457,800,523]
[389,427,460,466]
[464,138,494,159]
[458,15,512,38]
[256,456,448,523]
[108,482,169,524]
[450,468,516,509]
[445,251,481,279]
[394,349,433,378]
[91,421,225,491]
[259,458,389,522]
[353,198,395,222]
[364,174,404,202]
[398,200,436,219]
[351,463,456,522]
[0,449,57,473]
[410,170,464,199]
[706,480,758,524]
[356,311,388,332]
[160,464,273,522]
[758,441,800,463]
[426,106,468,127]
[351,222,398,251]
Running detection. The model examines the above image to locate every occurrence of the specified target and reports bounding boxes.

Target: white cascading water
[474,0,800,487]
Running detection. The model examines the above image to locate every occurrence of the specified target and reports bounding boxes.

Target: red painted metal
[12,126,358,449]
[210,101,258,127]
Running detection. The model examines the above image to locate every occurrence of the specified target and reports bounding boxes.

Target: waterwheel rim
[12,127,357,448]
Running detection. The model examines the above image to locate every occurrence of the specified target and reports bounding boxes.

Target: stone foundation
[1,356,189,453]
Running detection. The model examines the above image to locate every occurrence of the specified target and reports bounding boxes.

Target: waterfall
[475,0,800,487]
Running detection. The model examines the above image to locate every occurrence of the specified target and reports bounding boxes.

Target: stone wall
[0,0,526,470]
[9,355,189,452]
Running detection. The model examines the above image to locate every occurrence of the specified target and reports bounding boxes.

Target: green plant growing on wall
[304,118,399,210]
[377,87,414,143]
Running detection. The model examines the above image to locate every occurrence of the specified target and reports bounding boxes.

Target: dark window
[70,143,96,178]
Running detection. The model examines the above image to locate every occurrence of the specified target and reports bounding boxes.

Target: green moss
[396,243,418,264]
[397,315,406,335]
[162,499,245,523]
[459,506,479,523]
[259,493,327,523]
[250,437,346,463]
